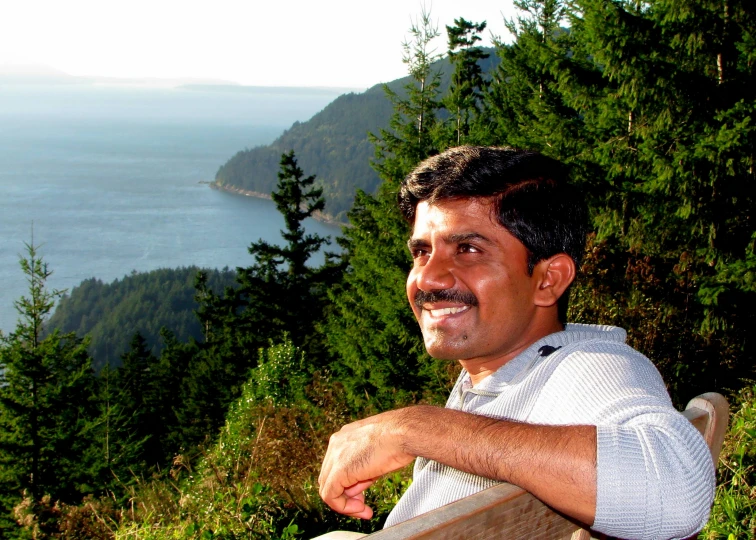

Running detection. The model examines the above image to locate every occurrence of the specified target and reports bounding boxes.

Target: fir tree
[443,18,489,146]
[178,152,341,448]
[327,10,454,410]
[0,242,98,537]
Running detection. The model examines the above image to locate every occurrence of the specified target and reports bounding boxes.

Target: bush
[14,493,121,539]
[114,342,412,540]
[701,384,756,539]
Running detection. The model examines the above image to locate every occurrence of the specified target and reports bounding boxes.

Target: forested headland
[212,53,499,221]
[47,267,238,370]
[1,1,755,538]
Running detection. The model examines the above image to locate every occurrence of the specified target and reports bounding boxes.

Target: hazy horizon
[1,0,518,88]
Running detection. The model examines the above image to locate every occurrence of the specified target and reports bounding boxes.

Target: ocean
[0,83,346,334]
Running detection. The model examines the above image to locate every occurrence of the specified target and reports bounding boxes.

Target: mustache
[414,289,479,309]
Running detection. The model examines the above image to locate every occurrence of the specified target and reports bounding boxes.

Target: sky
[0,0,520,89]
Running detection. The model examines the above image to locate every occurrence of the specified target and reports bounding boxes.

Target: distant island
[0,64,357,93]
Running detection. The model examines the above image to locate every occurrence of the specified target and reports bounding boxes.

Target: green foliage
[442,18,489,146]
[701,385,756,539]
[326,10,459,411]
[5,2,756,536]
[174,151,343,454]
[115,347,410,539]
[0,242,99,538]
[214,92,392,221]
[251,340,308,407]
[487,0,756,401]
[200,151,341,353]
[48,267,238,370]
[94,332,180,491]
[213,52,498,221]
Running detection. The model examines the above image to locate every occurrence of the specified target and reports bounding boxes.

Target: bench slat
[367,483,585,539]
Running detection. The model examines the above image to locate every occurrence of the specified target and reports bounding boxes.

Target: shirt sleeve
[530,342,715,540]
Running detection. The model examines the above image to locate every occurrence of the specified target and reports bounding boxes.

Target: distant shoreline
[209,182,345,226]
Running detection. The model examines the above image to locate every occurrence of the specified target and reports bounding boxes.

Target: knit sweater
[383,324,715,540]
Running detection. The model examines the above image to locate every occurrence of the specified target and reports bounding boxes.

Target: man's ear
[533,253,576,308]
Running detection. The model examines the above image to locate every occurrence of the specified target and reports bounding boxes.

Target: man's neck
[460,321,566,386]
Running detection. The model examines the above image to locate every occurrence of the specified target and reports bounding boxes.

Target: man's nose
[415,252,455,292]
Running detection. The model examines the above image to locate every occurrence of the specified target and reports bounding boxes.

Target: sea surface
[0,83,346,334]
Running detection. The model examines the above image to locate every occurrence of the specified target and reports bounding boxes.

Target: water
[0,84,345,334]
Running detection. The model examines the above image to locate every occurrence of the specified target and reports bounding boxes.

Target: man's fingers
[333,489,374,520]
[344,479,375,498]
[320,482,375,520]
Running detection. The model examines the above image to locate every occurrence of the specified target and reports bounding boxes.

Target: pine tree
[326,10,455,410]
[443,18,489,146]
[0,242,98,537]
[177,152,341,449]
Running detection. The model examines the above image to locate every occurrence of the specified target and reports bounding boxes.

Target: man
[318,147,714,539]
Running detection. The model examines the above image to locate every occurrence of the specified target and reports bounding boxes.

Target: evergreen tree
[443,18,489,145]
[564,0,756,398]
[178,152,341,449]
[327,11,454,411]
[0,242,98,537]
[371,6,444,182]
[486,0,590,156]
[198,151,339,354]
[98,332,167,489]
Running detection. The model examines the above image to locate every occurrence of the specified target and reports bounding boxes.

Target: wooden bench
[315,392,729,540]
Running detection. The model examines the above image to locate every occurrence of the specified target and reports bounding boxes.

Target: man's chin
[423,335,474,361]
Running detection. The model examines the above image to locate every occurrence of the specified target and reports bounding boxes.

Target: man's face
[406,198,546,366]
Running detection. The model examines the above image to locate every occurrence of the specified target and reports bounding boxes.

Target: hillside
[213,52,498,221]
[214,89,392,220]
[47,266,238,370]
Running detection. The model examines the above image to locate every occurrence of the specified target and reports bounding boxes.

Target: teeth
[429,306,468,317]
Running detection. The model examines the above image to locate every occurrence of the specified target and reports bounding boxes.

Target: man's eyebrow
[447,232,493,244]
[407,238,429,250]
[407,232,493,250]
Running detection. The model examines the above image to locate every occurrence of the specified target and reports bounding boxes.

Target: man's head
[400,146,588,369]
[399,146,588,277]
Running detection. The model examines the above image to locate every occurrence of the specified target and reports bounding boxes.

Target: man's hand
[318,409,416,519]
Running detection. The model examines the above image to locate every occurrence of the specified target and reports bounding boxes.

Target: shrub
[114,341,412,539]
[701,384,756,539]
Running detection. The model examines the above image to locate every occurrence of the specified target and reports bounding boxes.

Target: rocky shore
[209,181,345,226]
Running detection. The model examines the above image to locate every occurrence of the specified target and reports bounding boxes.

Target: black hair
[399,146,589,322]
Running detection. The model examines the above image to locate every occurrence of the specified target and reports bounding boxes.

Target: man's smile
[425,305,471,318]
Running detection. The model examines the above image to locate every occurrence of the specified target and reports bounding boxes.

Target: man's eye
[458,244,480,254]
[411,249,429,259]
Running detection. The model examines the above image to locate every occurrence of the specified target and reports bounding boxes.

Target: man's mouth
[428,305,471,317]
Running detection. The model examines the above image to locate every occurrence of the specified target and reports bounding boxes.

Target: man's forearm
[396,405,597,524]
[318,404,597,524]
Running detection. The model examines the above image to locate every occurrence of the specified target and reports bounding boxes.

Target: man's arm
[318,405,596,524]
